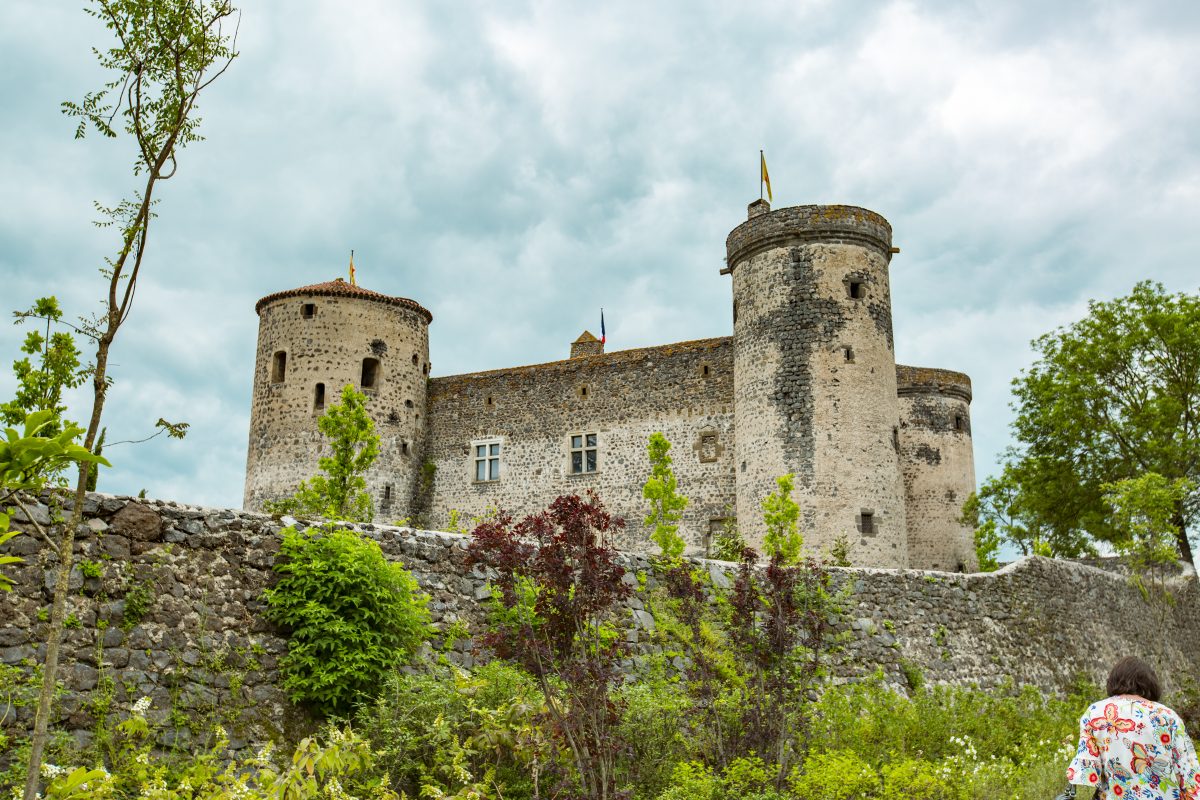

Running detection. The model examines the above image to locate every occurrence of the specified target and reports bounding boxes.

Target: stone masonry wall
[726,203,909,566]
[3,494,1198,753]
[897,366,977,572]
[424,338,737,553]
[244,283,432,521]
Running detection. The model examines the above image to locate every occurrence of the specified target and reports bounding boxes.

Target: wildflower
[132,696,153,716]
[40,762,67,779]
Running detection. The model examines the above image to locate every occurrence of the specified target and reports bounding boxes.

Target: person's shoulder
[1142,700,1185,726]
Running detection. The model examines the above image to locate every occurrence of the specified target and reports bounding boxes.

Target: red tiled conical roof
[255,278,432,322]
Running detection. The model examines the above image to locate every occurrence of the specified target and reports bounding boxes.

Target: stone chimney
[748,198,771,219]
[570,330,604,358]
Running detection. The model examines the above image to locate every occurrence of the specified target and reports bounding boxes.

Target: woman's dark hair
[1106,656,1162,702]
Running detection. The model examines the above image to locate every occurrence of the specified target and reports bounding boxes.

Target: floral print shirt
[1068,695,1200,799]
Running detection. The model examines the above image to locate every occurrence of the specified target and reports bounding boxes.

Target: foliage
[0,298,85,442]
[265,385,380,523]
[1004,281,1200,563]
[0,411,110,591]
[960,467,1094,560]
[643,433,688,563]
[1102,473,1193,574]
[9,696,396,799]
[709,516,746,562]
[467,492,632,800]
[761,474,802,564]
[726,546,840,788]
[615,676,692,799]
[264,525,430,717]
[351,661,547,799]
[25,0,239,792]
[788,749,879,800]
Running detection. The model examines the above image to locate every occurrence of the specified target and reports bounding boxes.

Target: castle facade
[244,200,977,570]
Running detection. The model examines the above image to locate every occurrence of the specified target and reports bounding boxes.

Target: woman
[1067,656,1200,799]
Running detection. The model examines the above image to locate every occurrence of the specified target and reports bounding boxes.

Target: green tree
[266,384,380,523]
[643,432,688,563]
[1003,281,1200,564]
[761,473,802,564]
[1,298,85,441]
[1103,473,1194,581]
[960,466,1095,561]
[24,2,237,794]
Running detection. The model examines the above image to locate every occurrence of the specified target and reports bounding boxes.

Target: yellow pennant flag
[349,250,357,286]
[760,151,772,202]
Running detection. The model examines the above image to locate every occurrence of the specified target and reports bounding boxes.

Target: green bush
[616,676,692,798]
[263,525,430,717]
[350,660,544,799]
[790,750,880,800]
[880,758,962,800]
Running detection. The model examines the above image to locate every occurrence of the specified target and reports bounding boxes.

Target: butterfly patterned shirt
[1067,695,1200,800]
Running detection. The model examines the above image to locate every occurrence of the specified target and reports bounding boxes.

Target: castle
[243,200,977,570]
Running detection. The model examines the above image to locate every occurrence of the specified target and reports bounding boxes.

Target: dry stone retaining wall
[2,494,1197,752]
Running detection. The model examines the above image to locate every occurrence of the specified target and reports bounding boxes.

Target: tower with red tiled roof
[244,278,433,519]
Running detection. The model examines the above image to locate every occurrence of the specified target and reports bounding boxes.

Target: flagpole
[760,150,764,200]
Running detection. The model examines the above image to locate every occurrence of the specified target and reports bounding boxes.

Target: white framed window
[569,432,598,474]
[473,439,501,482]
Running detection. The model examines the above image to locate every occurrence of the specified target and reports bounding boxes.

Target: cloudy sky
[1,0,1198,521]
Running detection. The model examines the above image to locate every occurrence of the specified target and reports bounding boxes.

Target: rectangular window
[361,357,380,389]
[301,303,316,319]
[569,433,598,474]
[860,511,875,535]
[474,440,501,482]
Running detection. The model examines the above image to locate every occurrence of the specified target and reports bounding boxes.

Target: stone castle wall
[424,338,737,552]
[3,494,1197,753]
[897,366,977,572]
[726,204,909,566]
[244,282,432,520]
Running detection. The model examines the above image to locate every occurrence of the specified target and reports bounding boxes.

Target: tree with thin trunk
[23,2,237,795]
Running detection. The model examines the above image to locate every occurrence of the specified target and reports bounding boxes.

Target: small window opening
[271,351,287,383]
[849,281,865,299]
[892,426,900,452]
[401,440,409,455]
[580,385,588,398]
[732,300,738,324]
[954,414,965,431]
[301,303,316,319]
[860,511,876,535]
[314,383,326,412]
[361,357,380,389]
[412,353,419,366]
[383,484,392,503]
[485,395,493,407]
[405,399,414,408]
[702,364,711,378]
[423,363,429,375]
[843,346,855,363]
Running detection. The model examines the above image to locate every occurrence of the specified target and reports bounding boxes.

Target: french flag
[600,309,606,345]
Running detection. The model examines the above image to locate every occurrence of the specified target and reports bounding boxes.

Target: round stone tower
[896,366,977,572]
[244,278,433,520]
[725,200,908,566]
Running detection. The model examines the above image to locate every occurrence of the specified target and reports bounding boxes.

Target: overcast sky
[1,1,1198,525]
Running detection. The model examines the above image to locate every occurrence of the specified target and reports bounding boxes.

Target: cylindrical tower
[725,201,908,566]
[896,366,977,572]
[244,278,432,521]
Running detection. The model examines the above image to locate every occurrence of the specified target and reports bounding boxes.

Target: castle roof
[254,278,433,323]
[573,330,600,343]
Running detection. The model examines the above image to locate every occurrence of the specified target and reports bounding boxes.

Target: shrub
[616,676,692,798]
[789,749,880,800]
[880,758,962,800]
[264,525,429,717]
